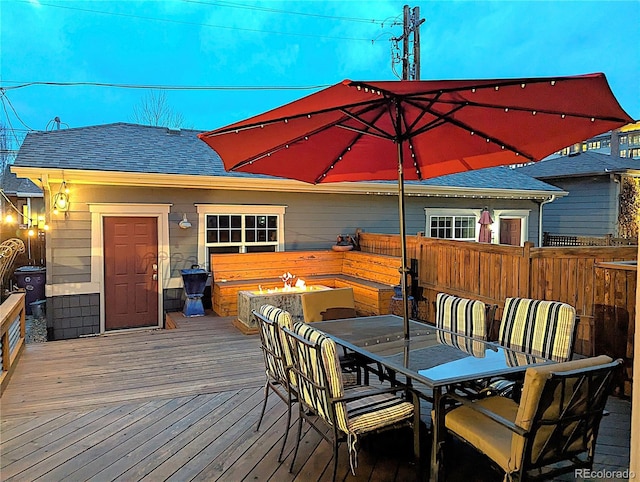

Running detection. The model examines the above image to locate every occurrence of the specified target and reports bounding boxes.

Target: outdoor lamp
[179,213,192,229]
[53,191,69,212]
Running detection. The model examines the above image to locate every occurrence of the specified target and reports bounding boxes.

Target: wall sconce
[53,192,69,214]
[178,213,192,229]
[52,182,70,214]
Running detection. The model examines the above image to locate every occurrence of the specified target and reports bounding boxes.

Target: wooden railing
[1,293,26,395]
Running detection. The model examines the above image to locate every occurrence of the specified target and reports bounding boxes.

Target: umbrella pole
[397,142,411,340]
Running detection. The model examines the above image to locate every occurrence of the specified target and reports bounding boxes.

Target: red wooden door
[104,217,159,330]
[499,219,522,246]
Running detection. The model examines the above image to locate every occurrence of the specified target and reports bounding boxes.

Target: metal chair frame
[441,358,622,481]
[281,325,421,482]
[253,309,297,462]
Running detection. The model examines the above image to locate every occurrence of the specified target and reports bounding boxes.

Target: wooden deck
[0,312,632,481]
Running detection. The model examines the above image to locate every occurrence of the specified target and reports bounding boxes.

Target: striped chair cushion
[292,322,349,433]
[498,298,577,362]
[436,293,487,340]
[260,305,295,384]
[344,386,415,436]
[292,323,414,436]
[256,310,288,384]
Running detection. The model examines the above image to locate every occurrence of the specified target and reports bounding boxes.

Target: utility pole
[396,5,425,80]
[412,6,423,80]
[402,5,410,81]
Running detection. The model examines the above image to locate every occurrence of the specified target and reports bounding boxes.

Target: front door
[104,217,159,330]
[499,218,522,246]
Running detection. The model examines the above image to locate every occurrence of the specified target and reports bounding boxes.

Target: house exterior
[11,123,565,340]
[516,151,640,239]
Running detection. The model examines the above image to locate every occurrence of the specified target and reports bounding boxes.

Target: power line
[182,0,395,25]
[0,91,34,131]
[13,0,373,42]
[0,81,332,91]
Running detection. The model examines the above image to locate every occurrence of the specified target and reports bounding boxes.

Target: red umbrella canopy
[199,73,633,184]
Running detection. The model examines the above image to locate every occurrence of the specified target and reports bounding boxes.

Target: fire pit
[235,273,330,332]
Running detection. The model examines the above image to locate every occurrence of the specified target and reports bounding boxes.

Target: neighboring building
[552,121,640,159]
[0,164,45,265]
[11,123,564,339]
[516,151,640,239]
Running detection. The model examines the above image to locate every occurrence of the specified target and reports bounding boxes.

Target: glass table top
[314,315,549,387]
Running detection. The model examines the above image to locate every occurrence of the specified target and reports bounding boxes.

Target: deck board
[0,312,631,481]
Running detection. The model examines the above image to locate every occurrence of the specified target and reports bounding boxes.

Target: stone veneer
[48,293,100,340]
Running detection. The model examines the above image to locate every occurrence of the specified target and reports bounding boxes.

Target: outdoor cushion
[510,355,613,471]
[301,287,356,322]
[444,355,614,474]
[292,321,347,431]
[498,298,577,362]
[445,395,518,472]
[260,304,295,385]
[436,292,487,339]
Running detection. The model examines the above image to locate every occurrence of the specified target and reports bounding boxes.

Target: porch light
[53,192,69,212]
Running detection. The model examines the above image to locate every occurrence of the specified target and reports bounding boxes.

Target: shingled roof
[515,151,640,179]
[1,164,42,196]
[13,122,560,193]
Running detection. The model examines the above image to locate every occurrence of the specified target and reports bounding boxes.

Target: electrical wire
[182,0,394,25]
[13,0,373,42]
[0,95,23,148]
[0,91,34,131]
[0,81,332,91]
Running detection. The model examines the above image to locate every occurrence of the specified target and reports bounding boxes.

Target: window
[630,134,640,146]
[620,135,628,145]
[631,148,640,159]
[621,149,627,158]
[428,214,477,241]
[587,140,601,150]
[197,205,286,268]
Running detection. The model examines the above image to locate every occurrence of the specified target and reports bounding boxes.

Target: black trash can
[180,268,209,317]
[14,266,46,315]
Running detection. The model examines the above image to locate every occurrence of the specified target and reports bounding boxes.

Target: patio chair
[435,292,497,341]
[253,304,297,462]
[485,297,579,400]
[300,287,356,322]
[498,297,578,362]
[281,322,421,482]
[439,355,621,482]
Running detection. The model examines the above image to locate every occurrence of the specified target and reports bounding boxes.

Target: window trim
[196,204,286,267]
[424,208,484,242]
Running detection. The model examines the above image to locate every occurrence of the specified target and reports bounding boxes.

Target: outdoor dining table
[313,314,552,482]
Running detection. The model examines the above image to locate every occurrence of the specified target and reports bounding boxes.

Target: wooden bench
[210,250,400,320]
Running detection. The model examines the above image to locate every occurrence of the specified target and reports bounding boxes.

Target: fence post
[523,241,533,298]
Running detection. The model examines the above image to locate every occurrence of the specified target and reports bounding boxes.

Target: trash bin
[14,266,46,315]
[180,268,209,317]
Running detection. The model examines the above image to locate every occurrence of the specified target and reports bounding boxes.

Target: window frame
[196,204,286,268]
[424,208,483,242]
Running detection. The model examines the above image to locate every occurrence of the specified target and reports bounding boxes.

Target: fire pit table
[236,285,331,333]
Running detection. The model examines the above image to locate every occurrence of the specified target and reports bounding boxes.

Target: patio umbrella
[199,73,632,340]
[478,208,493,243]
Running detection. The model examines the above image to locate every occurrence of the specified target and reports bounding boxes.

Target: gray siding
[49,184,544,285]
[539,178,618,236]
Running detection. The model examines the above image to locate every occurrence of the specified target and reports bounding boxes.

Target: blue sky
[1,0,638,143]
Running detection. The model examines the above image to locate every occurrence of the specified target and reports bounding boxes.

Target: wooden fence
[357,233,637,394]
[1,293,26,395]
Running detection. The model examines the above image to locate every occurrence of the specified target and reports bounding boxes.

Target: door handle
[152,273,158,281]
